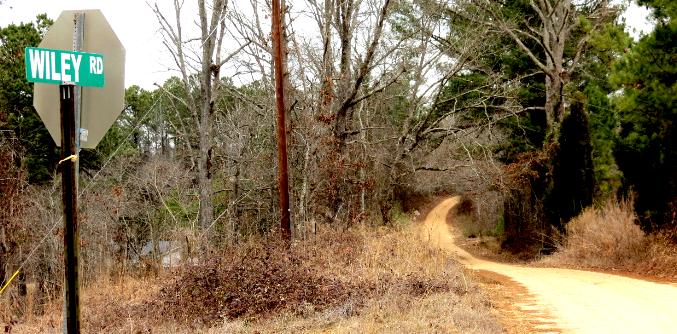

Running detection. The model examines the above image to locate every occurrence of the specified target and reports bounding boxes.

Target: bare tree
[152,0,248,230]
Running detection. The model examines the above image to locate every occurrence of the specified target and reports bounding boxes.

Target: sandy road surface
[422,197,677,334]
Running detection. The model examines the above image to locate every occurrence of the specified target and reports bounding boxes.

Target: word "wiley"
[25,47,105,88]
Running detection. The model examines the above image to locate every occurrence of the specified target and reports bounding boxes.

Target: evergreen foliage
[612,0,676,229]
[548,96,595,230]
[572,23,631,200]
[0,15,55,183]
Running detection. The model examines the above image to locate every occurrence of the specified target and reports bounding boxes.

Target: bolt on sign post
[25,10,125,334]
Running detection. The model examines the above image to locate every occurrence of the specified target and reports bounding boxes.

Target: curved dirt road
[422,197,677,334]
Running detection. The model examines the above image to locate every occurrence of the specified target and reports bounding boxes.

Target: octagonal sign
[33,9,125,149]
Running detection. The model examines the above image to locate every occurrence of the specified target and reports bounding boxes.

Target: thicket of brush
[546,200,677,279]
[8,221,503,333]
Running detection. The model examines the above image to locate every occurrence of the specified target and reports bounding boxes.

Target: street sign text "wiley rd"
[25,47,105,87]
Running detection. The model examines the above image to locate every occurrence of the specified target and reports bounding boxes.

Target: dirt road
[423,197,677,334]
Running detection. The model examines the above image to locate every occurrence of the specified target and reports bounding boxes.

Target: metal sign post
[24,9,125,334]
[67,13,83,333]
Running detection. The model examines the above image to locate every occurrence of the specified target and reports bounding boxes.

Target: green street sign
[25,47,105,87]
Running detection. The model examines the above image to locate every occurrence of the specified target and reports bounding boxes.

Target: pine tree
[0,15,55,183]
[612,0,676,229]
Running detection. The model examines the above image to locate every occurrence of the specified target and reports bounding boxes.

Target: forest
[1,0,675,332]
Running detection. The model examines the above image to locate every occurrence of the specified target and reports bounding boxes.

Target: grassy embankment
[6,210,504,334]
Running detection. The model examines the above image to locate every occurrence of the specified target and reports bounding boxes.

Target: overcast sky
[0,0,655,90]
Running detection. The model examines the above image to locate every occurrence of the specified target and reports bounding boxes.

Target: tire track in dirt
[421,197,677,334]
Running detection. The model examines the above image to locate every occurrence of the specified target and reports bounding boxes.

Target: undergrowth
[148,235,359,325]
[9,220,503,333]
[545,200,677,279]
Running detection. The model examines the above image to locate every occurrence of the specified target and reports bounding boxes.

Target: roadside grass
[208,223,503,334]
[449,196,677,279]
[9,215,504,333]
[543,200,677,279]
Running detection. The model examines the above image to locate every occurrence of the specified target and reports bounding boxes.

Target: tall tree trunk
[299,141,311,239]
[196,0,226,229]
[227,160,241,243]
[357,102,367,213]
[320,0,334,115]
[544,72,566,133]
[197,101,213,229]
[332,0,354,155]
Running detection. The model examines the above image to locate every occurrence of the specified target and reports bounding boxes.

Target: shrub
[148,236,358,325]
[554,200,646,268]
[547,199,677,279]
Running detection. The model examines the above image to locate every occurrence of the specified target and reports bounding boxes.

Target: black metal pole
[59,84,80,333]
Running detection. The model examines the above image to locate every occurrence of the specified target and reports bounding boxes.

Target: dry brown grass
[544,200,677,280]
[550,200,646,267]
[642,227,677,279]
[4,274,166,333]
[9,219,504,333]
[206,224,503,334]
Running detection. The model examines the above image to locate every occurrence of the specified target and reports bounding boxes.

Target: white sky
[0,0,189,89]
[0,0,656,90]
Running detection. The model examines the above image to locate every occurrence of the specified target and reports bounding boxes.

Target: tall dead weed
[547,200,677,279]
[10,223,503,333]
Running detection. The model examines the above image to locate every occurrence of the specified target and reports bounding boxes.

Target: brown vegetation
[8,219,504,333]
[148,235,359,325]
[500,150,553,258]
[545,200,677,280]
